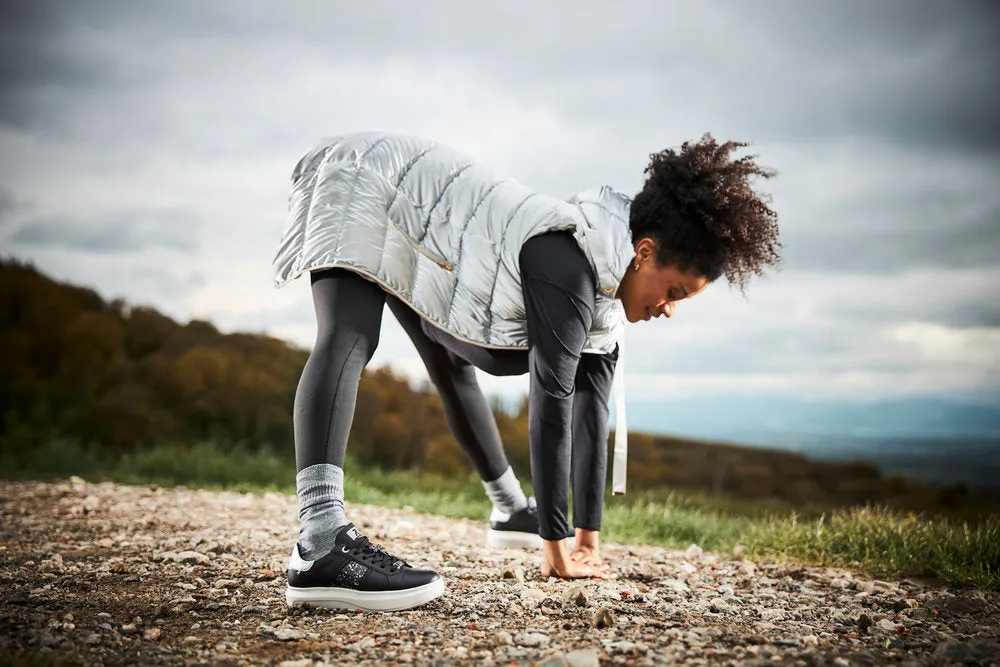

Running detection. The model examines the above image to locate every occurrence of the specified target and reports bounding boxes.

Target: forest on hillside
[0,258,985,513]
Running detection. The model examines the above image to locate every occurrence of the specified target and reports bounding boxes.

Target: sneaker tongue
[334,523,364,548]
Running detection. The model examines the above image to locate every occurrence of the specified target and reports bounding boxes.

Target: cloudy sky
[2,0,998,445]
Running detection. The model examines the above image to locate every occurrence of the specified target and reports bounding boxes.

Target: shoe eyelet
[340,546,351,554]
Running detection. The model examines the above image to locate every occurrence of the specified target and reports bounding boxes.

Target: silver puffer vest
[273,131,634,493]
[272,131,634,355]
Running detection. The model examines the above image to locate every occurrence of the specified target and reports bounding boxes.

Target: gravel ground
[1,478,998,666]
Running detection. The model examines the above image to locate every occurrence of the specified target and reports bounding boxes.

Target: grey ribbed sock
[482,466,528,514]
[296,463,348,560]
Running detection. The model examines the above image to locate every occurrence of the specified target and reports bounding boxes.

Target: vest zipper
[391,222,454,271]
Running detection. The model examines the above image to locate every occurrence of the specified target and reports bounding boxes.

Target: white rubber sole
[486,529,543,549]
[285,577,445,612]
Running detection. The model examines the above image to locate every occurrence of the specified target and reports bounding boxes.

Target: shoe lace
[349,536,408,572]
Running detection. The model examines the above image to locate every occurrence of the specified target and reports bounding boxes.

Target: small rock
[493,630,513,646]
[120,623,137,634]
[628,563,657,581]
[676,561,698,575]
[143,628,162,640]
[214,578,242,588]
[892,598,919,612]
[85,633,102,645]
[519,632,549,648]
[273,627,306,641]
[540,595,563,615]
[183,636,199,643]
[564,649,600,667]
[606,641,646,656]
[39,554,64,573]
[279,660,314,667]
[739,560,757,575]
[684,544,703,559]
[708,600,732,614]
[593,607,616,629]
[833,658,850,667]
[732,544,747,558]
[937,597,987,615]
[876,619,898,632]
[7,590,28,605]
[170,596,197,613]
[536,656,565,667]
[173,550,211,565]
[801,635,819,646]
[564,586,590,607]
[82,495,100,512]
[520,587,546,606]
[857,613,872,632]
[934,640,975,661]
[773,639,799,647]
[854,580,876,593]
[500,566,525,582]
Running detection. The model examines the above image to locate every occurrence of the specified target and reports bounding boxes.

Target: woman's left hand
[569,546,603,568]
[569,528,615,577]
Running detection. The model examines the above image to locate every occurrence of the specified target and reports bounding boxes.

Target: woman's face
[616,238,711,323]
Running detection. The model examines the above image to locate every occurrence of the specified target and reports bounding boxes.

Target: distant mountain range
[626,396,1000,492]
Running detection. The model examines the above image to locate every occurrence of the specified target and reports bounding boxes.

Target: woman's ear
[634,237,657,264]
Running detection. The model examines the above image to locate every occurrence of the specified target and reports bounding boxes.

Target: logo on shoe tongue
[346,526,361,541]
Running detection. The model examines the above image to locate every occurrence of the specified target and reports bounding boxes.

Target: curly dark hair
[629,133,782,292]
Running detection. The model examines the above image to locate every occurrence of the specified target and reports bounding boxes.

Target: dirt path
[1,479,997,666]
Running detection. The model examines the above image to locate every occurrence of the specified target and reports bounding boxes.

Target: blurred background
[1,0,998,508]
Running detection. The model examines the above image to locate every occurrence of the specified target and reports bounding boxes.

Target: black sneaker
[285,524,444,611]
[486,497,543,548]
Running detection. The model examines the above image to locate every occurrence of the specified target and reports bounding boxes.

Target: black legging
[293,273,516,481]
[293,231,616,539]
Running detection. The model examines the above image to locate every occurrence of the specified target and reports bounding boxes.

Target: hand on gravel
[542,537,615,580]
[540,557,614,579]
[569,529,607,571]
[569,546,604,568]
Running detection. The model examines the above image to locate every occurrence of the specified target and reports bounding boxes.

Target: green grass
[3,439,997,589]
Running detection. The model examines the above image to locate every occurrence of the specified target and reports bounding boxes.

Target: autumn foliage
[0,258,504,476]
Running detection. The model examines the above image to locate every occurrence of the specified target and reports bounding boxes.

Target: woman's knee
[424,352,476,391]
[312,325,381,370]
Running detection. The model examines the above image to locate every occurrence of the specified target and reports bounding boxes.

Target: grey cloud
[215,302,316,332]
[0,186,35,233]
[0,1,139,131]
[130,268,206,299]
[785,204,1000,274]
[636,316,912,376]
[824,289,1000,329]
[12,208,201,253]
[0,186,14,219]
[1,0,998,158]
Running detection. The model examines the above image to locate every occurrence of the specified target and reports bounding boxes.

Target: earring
[633,263,640,272]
